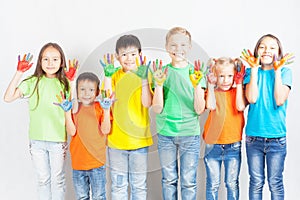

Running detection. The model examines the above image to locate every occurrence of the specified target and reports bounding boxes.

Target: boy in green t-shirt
[152,27,206,200]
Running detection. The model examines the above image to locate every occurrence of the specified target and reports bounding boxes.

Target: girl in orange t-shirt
[203,57,247,200]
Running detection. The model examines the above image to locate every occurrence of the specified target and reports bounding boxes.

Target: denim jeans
[73,166,106,200]
[157,134,200,200]
[108,147,149,200]
[246,136,287,200]
[204,142,242,200]
[29,140,67,200]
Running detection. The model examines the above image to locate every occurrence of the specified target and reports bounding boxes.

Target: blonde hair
[208,57,242,74]
[166,27,191,44]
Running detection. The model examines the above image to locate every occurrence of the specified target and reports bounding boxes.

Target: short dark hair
[115,34,141,54]
[76,72,100,95]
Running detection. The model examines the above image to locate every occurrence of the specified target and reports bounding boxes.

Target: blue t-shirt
[244,67,292,138]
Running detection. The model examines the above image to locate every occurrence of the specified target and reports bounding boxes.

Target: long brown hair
[23,42,70,109]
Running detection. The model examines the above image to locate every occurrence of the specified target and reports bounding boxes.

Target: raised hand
[206,58,217,85]
[64,59,79,81]
[241,49,260,68]
[53,91,73,112]
[152,59,167,86]
[99,53,121,77]
[234,59,246,84]
[98,89,115,109]
[273,53,295,71]
[189,60,207,88]
[131,55,151,79]
[17,53,34,72]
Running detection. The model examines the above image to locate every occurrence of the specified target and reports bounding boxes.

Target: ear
[114,53,119,61]
[96,88,100,96]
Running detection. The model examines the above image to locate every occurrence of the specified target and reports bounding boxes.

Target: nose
[126,54,134,61]
[49,59,53,66]
[84,90,90,96]
[224,76,230,83]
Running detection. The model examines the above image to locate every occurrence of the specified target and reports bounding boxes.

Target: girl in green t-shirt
[4,42,78,200]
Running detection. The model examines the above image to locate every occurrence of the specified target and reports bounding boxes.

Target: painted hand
[17,53,33,72]
[234,61,246,84]
[152,59,167,86]
[131,55,151,79]
[189,60,207,88]
[273,53,295,71]
[206,58,217,85]
[99,53,120,77]
[53,91,73,112]
[241,49,260,68]
[64,59,79,81]
[98,89,115,109]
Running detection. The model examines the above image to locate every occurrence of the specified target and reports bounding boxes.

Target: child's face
[77,80,98,106]
[215,64,235,91]
[166,33,191,62]
[257,36,279,66]
[41,46,61,78]
[117,46,140,72]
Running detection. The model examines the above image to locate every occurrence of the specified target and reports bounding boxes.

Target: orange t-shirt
[70,102,109,170]
[203,88,244,144]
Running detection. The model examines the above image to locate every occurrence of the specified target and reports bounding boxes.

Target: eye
[53,58,59,62]
[229,75,233,78]
[42,58,48,61]
[131,53,136,56]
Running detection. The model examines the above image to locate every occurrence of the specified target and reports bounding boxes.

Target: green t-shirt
[18,76,68,142]
[156,63,206,137]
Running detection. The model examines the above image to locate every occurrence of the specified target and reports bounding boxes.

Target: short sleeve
[18,77,35,97]
[243,68,251,85]
[281,67,292,88]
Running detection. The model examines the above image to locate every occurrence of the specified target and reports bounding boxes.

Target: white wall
[1,0,299,199]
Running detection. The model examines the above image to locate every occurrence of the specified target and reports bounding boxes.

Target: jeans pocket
[246,136,255,145]
[231,141,241,150]
[277,137,286,147]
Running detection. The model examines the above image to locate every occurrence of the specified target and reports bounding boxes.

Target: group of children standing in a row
[4,26,293,200]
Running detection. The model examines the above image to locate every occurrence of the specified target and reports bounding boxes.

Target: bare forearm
[194,85,205,114]
[274,70,290,106]
[141,80,152,108]
[245,68,258,104]
[236,84,247,111]
[101,109,111,134]
[4,71,24,102]
[152,85,164,114]
[206,83,216,110]
[103,77,112,91]
[65,111,76,136]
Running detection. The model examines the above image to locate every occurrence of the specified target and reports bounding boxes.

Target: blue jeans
[246,136,287,200]
[29,140,67,200]
[108,147,149,200]
[73,166,106,200]
[204,142,242,200]
[157,134,200,200]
